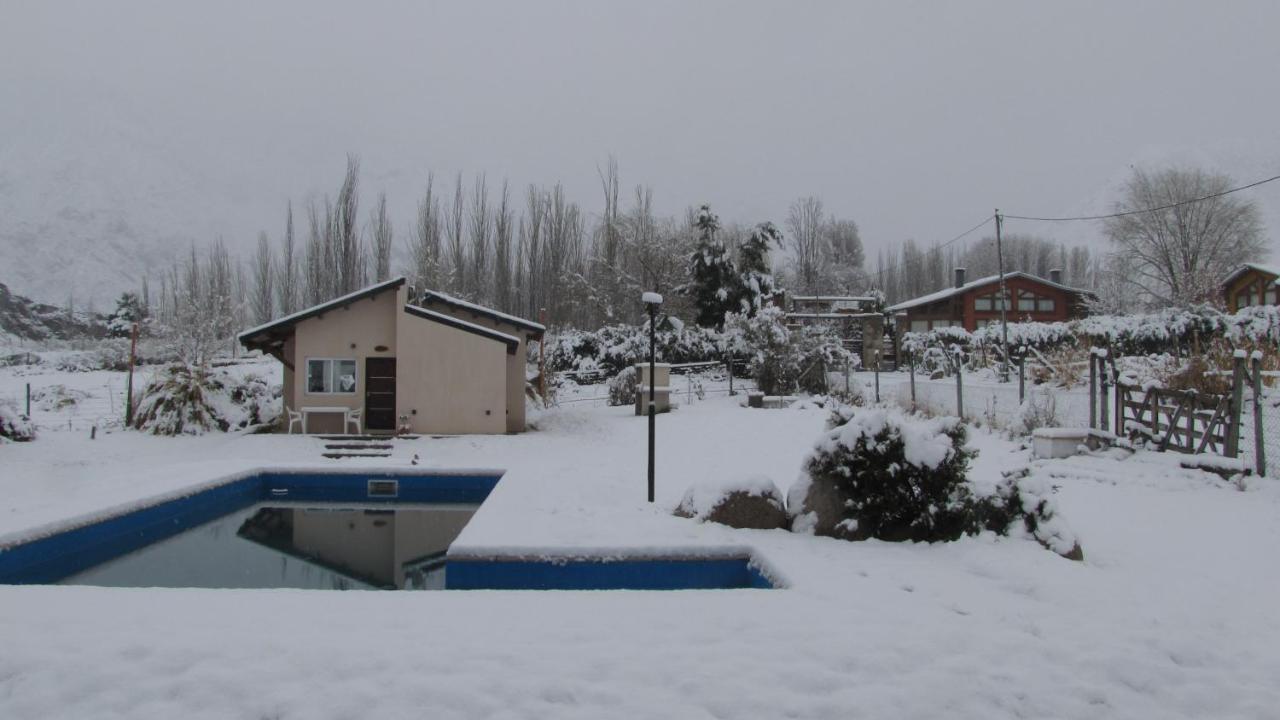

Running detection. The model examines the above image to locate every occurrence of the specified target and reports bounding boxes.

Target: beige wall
[396,306,509,435]
[419,303,534,432]
[287,288,399,433]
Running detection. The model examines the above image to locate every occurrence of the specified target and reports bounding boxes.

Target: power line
[871,214,993,281]
[1003,172,1280,222]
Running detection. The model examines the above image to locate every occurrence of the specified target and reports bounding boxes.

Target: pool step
[322,438,391,448]
[321,451,393,459]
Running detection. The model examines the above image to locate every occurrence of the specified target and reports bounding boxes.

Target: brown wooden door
[364,357,397,431]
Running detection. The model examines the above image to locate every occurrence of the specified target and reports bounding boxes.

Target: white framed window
[974,297,991,311]
[1037,297,1055,312]
[1268,288,1278,305]
[1017,290,1036,312]
[910,320,928,333]
[306,358,357,394]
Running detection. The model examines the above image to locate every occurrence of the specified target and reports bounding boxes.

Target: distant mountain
[0,282,104,344]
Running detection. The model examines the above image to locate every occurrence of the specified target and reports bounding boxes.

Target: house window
[1037,297,1055,312]
[974,296,992,311]
[1237,292,1250,309]
[306,358,357,394]
[910,320,929,333]
[1268,288,1278,305]
[1017,290,1036,312]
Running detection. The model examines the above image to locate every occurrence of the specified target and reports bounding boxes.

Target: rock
[1061,542,1084,562]
[675,480,788,530]
[786,474,847,537]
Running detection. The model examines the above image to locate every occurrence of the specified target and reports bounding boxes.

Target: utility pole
[125,322,139,427]
[995,209,1009,381]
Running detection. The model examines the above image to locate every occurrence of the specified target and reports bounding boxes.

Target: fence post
[1099,352,1110,433]
[1113,358,1123,436]
[954,346,964,419]
[908,351,916,411]
[25,383,31,417]
[844,355,850,397]
[1017,347,1025,403]
[873,350,881,404]
[1089,350,1098,429]
[726,357,734,397]
[1252,353,1266,476]
[1227,352,1246,458]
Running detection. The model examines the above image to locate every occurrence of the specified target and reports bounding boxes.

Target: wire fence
[1239,388,1280,477]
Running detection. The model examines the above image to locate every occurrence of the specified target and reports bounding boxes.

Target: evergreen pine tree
[737,221,782,315]
[685,204,740,328]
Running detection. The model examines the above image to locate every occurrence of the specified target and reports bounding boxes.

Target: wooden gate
[1115,383,1233,456]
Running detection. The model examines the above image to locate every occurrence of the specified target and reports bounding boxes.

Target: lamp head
[641,291,664,307]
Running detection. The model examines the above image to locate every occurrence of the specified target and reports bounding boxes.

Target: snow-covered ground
[2,361,1279,718]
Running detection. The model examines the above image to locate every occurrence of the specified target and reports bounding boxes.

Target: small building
[887,268,1090,334]
[238,277,544,435]
[1221,263,1280,313]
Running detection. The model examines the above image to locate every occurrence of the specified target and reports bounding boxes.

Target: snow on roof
[418,290,546,335]
[238,277,406,342]
[1222,263,1280,285]
[403,304,520,351]
[886,271,1089,313]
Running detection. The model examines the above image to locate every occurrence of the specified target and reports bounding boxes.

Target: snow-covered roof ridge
[238,276,406,341]
[1222,262,1280,285]
[403,304,520,350]
[886,271,1090,312]
[418,290,546,335]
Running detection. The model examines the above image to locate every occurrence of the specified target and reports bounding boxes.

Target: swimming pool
[0,468,779,590]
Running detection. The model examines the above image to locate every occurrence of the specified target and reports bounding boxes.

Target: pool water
[62,503,479,591]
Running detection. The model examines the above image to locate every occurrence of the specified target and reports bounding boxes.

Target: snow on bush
[545,322,725,377]
[1010,385,1058,435]
[132,364,278,435]
[0,399,36,442]
[792,408,1080,557]
[722,307,853,396]
[606,368,638,407]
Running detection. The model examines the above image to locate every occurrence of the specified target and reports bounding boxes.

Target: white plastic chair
[345,408,363,435]
[286,406,303,434]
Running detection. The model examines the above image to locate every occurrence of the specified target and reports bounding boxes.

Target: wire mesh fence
[1238,388,1280,477]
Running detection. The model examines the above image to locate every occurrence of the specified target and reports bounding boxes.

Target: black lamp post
[642,291,663,503]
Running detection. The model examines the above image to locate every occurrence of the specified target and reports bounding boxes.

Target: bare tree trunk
[446,173,466,295]
[468,174,491,303]
[493,179,513,312]
[252,231,275,324]
[277,201,299,315]
[409,173,442,293]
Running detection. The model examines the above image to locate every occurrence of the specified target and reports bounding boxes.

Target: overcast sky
[3,0,1279,267]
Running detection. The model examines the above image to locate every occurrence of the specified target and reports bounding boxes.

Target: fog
[2,0,1278,301]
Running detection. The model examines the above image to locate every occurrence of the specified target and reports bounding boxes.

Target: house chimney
[1048,268,1062,284]
[954,267,966,289]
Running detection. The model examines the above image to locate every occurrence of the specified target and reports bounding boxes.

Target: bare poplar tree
[251,231,275,324]
[492,179,514,312]
[304,200,327,305]
[1104,166,1264,306]
[408,174,442,292]
[787,196,825,293]
[520,185,546,318]
[276,201,300,315]
[333,155,363,294]
[445,173,466,295]
[371,191,394,282]
[468,174,492,302]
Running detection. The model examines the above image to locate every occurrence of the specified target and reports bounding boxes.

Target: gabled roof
[1222,263,1280,286]
[239,277,406,350]
[417,290,545,337]
[404,305,519,355]
[886,271,1091,313]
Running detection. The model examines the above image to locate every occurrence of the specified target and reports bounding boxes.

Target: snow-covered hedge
[903,305,1280,359]
[545,322,727,377]
[791,408,1080,557]
[723,307,854,395]
[0,399,35,442]
[132,364,278,435]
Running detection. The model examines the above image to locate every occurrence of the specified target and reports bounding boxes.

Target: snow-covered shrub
[794,325,853,395]
[132,364,278,435]
[792,408,1080,557]
[724,307,798,395]
[33,384,90,412]
[795,408,977,542]
[1010,386,1058,435]
[606,368,638,407]
[675,475,788,530]
[545,322,726,377]
[0,399,35,442]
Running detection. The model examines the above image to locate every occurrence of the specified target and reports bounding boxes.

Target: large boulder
[675,476,788,530]
[786,474,847,536]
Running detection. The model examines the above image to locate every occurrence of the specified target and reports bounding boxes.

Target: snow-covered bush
[791,408,1080,557]
[724,307,797,395]
[606,368,638,407]
[545,322,725,377]
[132,364,278,435]
[0,399,35,442]
[1010,386,1058,435]
[33,385,90,412]
[794,326,854,395]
